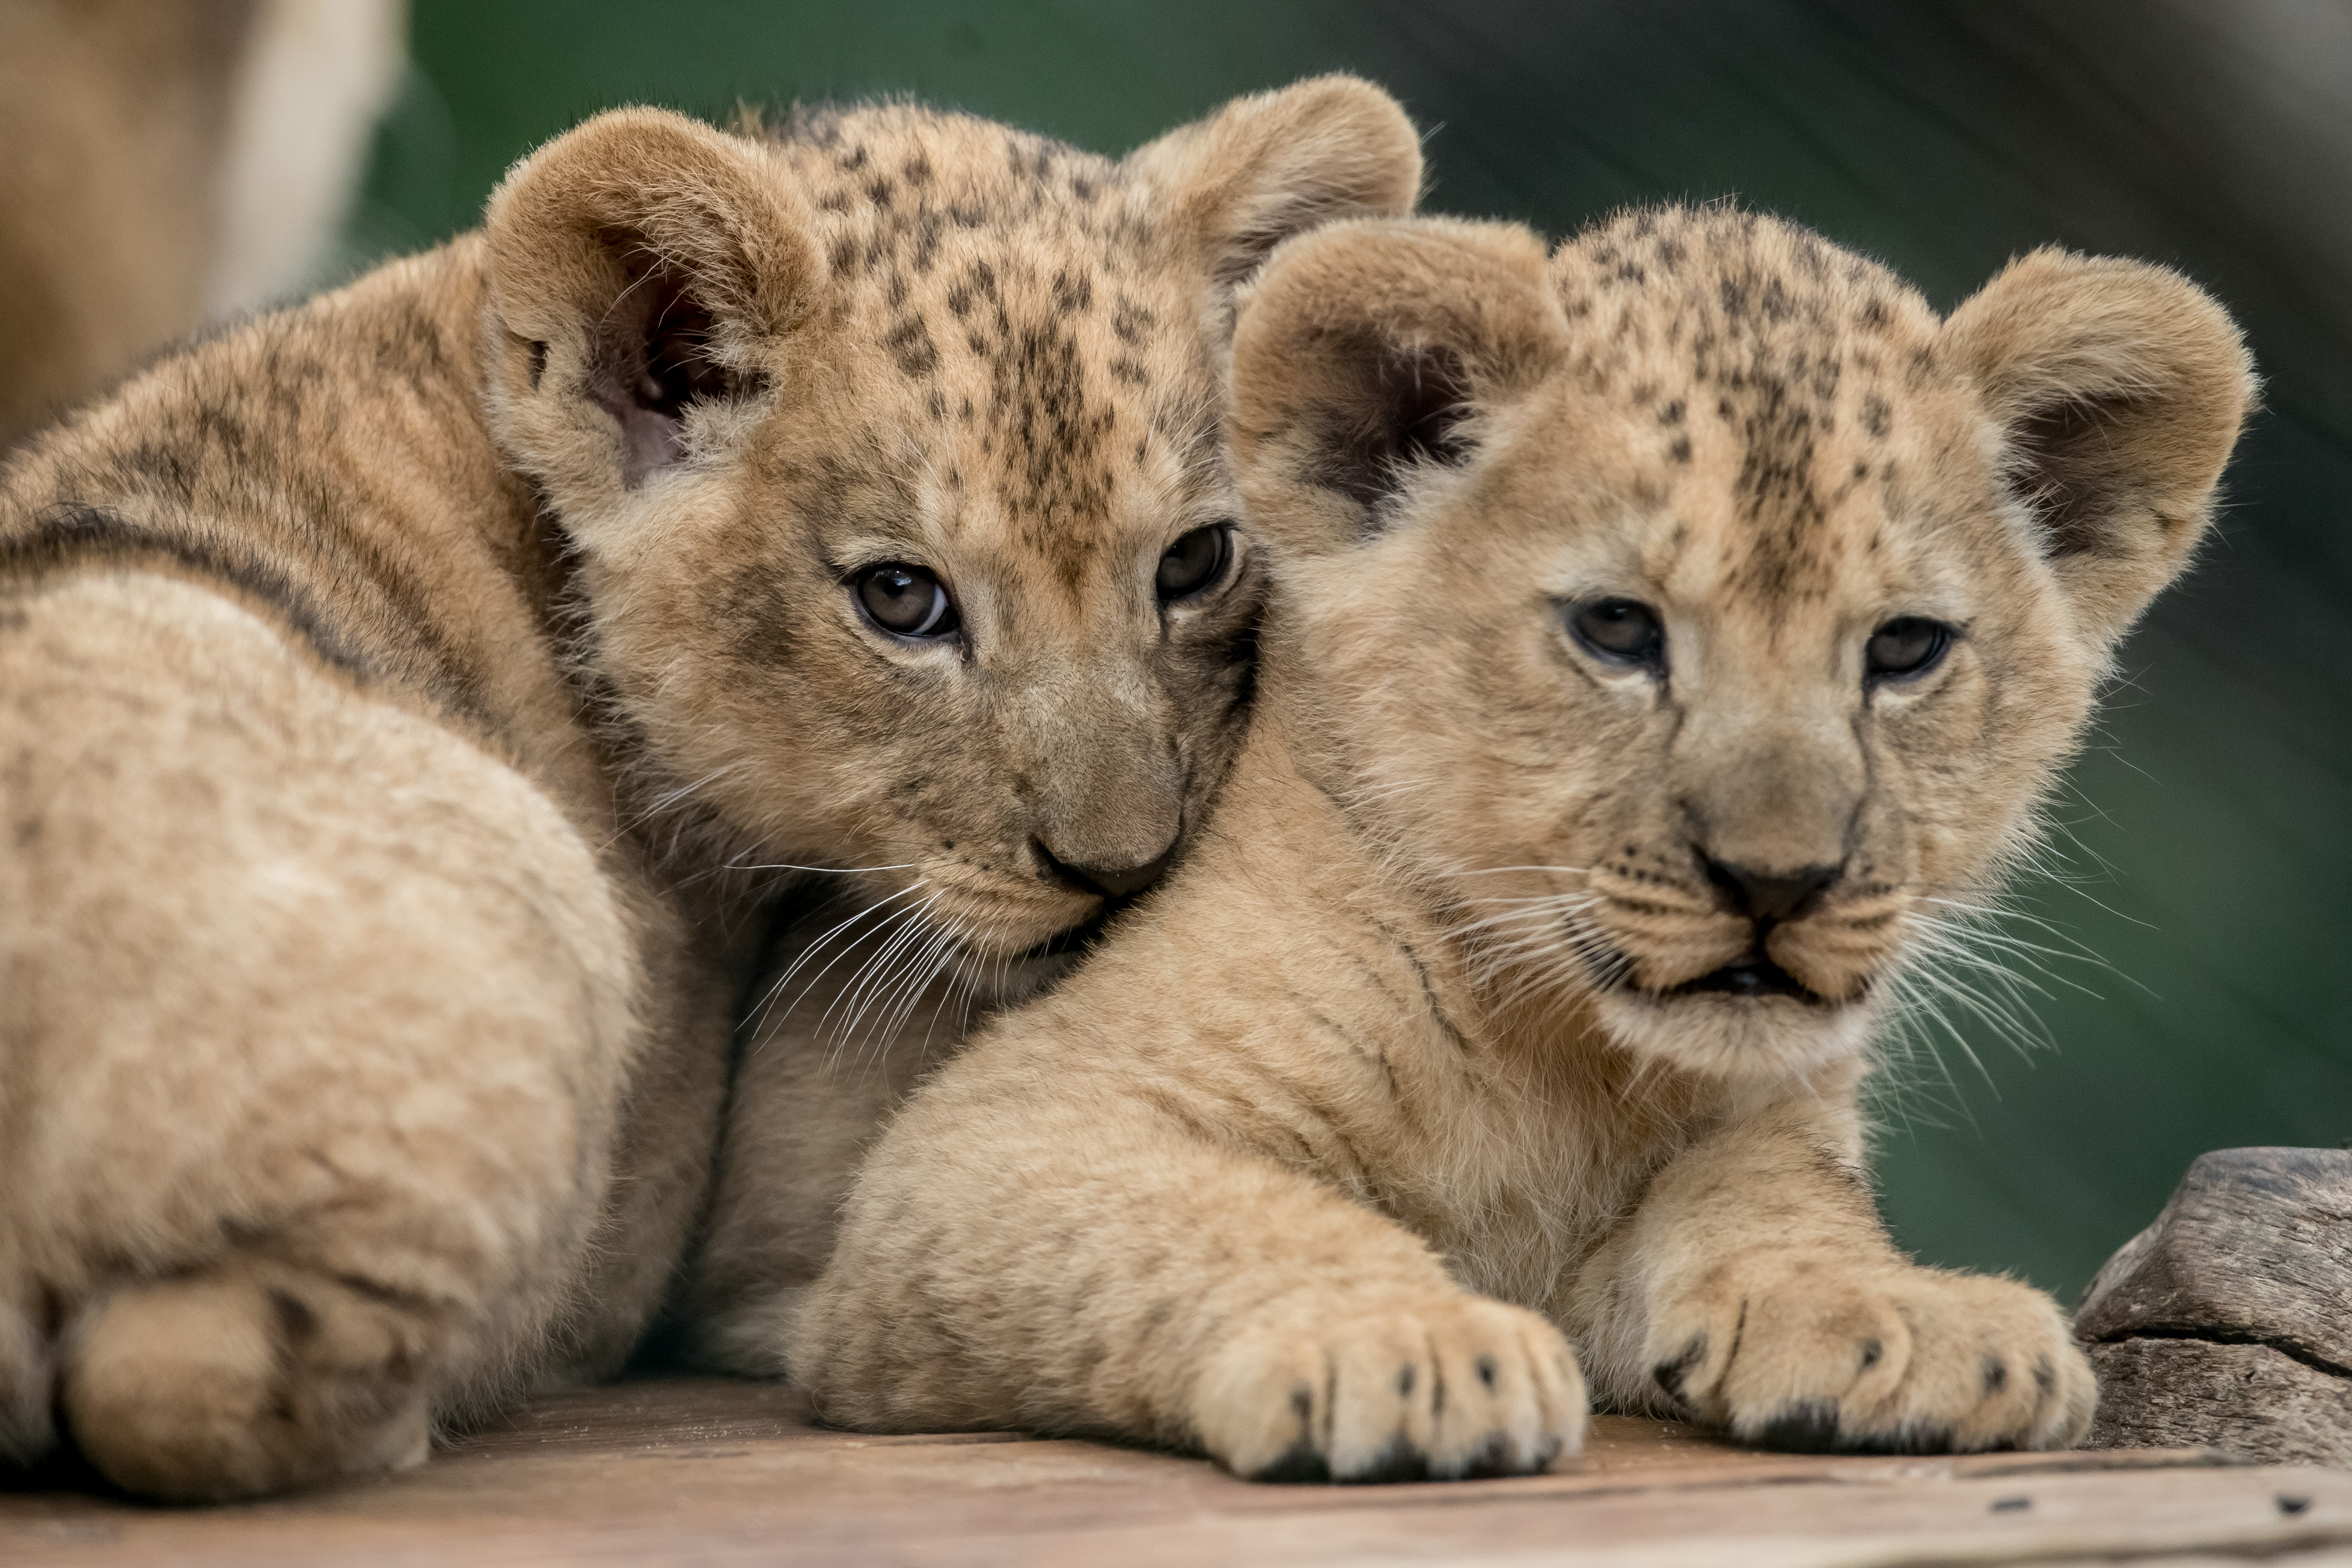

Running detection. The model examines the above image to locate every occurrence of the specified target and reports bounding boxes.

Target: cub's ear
[1229,217,1563,552]
[1125,75,1421,311]
[480,107,821,512]
[1942,250,2255,648]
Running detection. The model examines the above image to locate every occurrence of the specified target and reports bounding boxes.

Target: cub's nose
[1035,838,1178,901]
[1700,854,1842,925]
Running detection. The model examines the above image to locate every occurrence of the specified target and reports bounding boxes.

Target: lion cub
[798,207,2253,1477]
[0,81,1418,1499]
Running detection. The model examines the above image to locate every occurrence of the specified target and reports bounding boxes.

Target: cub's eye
[1567,598,1667,669]
[1156,522,1233,602]
[853,563,959,640]
[1865,616,1954,682]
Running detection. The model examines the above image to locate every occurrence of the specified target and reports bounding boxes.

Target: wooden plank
[4,1376,2348,1566]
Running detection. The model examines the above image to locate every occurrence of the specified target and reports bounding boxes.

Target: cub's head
[476,82,1418,984]
[1232,207,2252,1081]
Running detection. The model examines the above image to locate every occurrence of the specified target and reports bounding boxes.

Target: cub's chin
[948,901,1125,1008]
[1593,961,1879,1082]
[958,946,1084,1009]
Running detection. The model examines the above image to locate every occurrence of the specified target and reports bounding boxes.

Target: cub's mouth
[1589,943,1853,1009]
[1667,956,1827,1004]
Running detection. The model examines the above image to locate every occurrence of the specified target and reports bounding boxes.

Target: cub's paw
[60,1264,439,1501]
[1647,1252,2095,1454]
[1195,1294,1586,1483]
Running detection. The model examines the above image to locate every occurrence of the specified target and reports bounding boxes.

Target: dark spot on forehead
[884,316,938,378]
[1112,298,1155,345]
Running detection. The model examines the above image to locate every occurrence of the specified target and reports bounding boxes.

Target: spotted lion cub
[0,81,1418,1500]
[798,207,2252,1477]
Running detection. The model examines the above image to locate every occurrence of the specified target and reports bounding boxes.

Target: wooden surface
[4,1375,2351,1566]
[2079,1147,2352,1465]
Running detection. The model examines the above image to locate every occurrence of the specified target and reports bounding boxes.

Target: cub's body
[0,245,705,1496]
[801,208,2252,1477]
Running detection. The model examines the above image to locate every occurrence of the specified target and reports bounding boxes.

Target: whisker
[732,859,924,875]
[741,880,933,1041]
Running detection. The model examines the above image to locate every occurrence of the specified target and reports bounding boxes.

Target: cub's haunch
[0,80,1421,1501]
[799,207,2252,1478]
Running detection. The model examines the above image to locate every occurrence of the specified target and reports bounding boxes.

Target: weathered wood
[2078,1147,2352,1361]
[3,1375,2348,1566]
[2091,1339,2352,1467]
[2078,1147,2352,1466]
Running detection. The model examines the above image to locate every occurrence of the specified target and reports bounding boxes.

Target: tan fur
[797,207,2254,1479]
[0,0,402,448]
[0,81,1419,1501]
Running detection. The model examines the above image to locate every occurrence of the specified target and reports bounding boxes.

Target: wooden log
[2077,1146,2352,1463]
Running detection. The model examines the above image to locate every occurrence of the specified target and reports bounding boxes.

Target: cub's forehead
[758,104,1228,576]
[765,100,1195,329]
[1543,207,1994,609]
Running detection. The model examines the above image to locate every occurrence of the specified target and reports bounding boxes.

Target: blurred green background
[349,0,2352,1303]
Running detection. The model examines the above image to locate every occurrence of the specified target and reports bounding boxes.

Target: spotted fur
[795,207,2253,1478]
[0,81,1421,1500]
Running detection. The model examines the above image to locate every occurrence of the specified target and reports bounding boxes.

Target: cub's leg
[685,912,961,1375]
[1567,1103,2096,1453]
[800,1062,1585,1481]
[0,576,639,1500]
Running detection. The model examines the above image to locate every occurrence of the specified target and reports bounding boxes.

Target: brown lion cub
[799,207,2253,1478]
[0,81,1418,1500]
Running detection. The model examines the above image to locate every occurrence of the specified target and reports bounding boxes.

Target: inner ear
[2004,389,2146,559]
[1317,343,1476,515]
[590,233,770,485]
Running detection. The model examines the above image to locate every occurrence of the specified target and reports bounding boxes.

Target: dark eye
[853,563,958,640]
[1567,598,1667,669]
[1156,522,1233,602]
[1864,616,1953,682]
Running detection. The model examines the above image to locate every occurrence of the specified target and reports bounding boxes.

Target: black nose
[1701,856,1842,925]
[1035,839,1177,901]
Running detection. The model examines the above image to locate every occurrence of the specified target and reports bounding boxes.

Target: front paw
[1646,1252,2095,1453]
[1194,1294,1586,1483]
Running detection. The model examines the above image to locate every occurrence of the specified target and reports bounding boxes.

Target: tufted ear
[1942,250,2255,648]
[1125,75,1421,314]
[1228,216,1563,553]
[480,107,822,519]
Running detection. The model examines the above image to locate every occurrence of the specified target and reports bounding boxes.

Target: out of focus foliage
[354,0,2352,1300]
